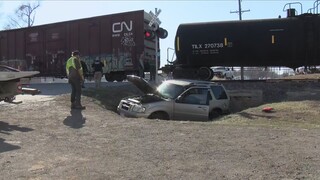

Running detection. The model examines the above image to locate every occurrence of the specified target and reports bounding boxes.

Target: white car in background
[211,66,234,80]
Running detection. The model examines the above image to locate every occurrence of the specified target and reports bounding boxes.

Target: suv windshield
[157,82,186,99]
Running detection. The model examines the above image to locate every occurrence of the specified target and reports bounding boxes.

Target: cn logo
[112,21,133,33]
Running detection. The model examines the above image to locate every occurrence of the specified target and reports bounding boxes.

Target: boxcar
[0,10,158,82]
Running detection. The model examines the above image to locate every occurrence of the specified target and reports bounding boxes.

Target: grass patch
[215,100,320,129]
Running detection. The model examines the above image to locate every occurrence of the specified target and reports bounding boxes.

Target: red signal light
[144,29,155,40]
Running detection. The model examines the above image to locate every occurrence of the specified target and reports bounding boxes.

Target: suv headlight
[131,105,146,113]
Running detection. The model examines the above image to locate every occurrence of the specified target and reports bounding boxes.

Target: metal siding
[69,22,80,54]
[0,31,26,69]
[110,13,128,71]
[15,30,25,59]
[78,21,89,55]
[8,31,16,59]
[89,20,100,55]
[100,16,112,54]
[104,11,144,72]
[25,28,44,72]
[0,32,8,60]
[45,24,67,76]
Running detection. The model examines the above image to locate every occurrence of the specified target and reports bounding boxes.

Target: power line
[230,0,250,20]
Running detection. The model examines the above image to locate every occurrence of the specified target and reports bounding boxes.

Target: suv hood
[127,75,157,95]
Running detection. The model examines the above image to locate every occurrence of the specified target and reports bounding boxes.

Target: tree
[4,1,40,30]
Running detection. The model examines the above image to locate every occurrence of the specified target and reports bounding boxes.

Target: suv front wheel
[149,112,170,120]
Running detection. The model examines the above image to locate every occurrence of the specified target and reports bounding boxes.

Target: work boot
[72,105,86,110]
[71,102,76,109]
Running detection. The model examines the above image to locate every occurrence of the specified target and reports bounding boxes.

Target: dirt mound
[283,73,320,79]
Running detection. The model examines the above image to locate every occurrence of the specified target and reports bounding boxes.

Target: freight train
[0,10,158,82]
[169,4,320,80]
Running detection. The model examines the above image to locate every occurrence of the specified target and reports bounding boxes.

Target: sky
[0,0,317,67]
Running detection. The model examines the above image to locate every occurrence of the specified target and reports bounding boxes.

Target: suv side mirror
[176,95,183,103]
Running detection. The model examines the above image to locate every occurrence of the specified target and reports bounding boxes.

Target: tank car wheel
[198,67,213,81]
[105,74,114,82]
[115,74,126,82]
[115,77,124,82]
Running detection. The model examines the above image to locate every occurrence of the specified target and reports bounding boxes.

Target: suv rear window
[210,85,228,100]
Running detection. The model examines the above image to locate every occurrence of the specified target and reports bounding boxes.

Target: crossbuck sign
[149,8,161,28]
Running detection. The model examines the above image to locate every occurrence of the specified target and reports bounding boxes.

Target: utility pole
[230,0,250,80]
[230,0,250,20]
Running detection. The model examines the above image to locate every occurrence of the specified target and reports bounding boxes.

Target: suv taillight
[17,83,22,94]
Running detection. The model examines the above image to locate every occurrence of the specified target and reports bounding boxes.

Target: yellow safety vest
[66,57,83,77]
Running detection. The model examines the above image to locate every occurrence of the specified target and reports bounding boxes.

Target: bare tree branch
[5,1,40,29]
[8,16,22,28]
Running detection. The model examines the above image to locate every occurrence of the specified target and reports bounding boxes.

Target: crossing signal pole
[148,8,168,84]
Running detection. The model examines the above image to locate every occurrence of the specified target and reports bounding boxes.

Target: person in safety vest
[66,50,86,110]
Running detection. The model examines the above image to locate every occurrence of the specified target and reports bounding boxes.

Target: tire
[149,112,169,120]
[115,74,126,82]
[198,67,213,81]
[115,77,123,82]
[209,109,222,120]
[105,74,114,82]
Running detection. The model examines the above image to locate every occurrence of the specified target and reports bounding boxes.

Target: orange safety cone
[262,107,274,113]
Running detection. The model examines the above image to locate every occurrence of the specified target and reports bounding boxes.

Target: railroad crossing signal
[147,8,167,84]
[148,8,162,28]
[144,29,155,40]
[156,28,168,39]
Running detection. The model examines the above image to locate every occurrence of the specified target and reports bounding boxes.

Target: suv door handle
[197,106,207,110]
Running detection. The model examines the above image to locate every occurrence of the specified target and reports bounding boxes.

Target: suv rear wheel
[209,109,222,120]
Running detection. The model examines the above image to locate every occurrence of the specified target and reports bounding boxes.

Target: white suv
[117,75,230,121]
[211,66,234,80]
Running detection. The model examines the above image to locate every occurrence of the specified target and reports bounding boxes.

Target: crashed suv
[117,75,230,121]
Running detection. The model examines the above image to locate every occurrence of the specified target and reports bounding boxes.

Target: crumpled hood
[127,94,163,104]
[127,75,157,95]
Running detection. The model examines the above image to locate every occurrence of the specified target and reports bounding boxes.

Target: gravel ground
[1,79,320,179]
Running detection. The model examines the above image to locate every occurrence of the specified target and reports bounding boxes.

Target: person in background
[66,50,86,110]
[92,57,104,88]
